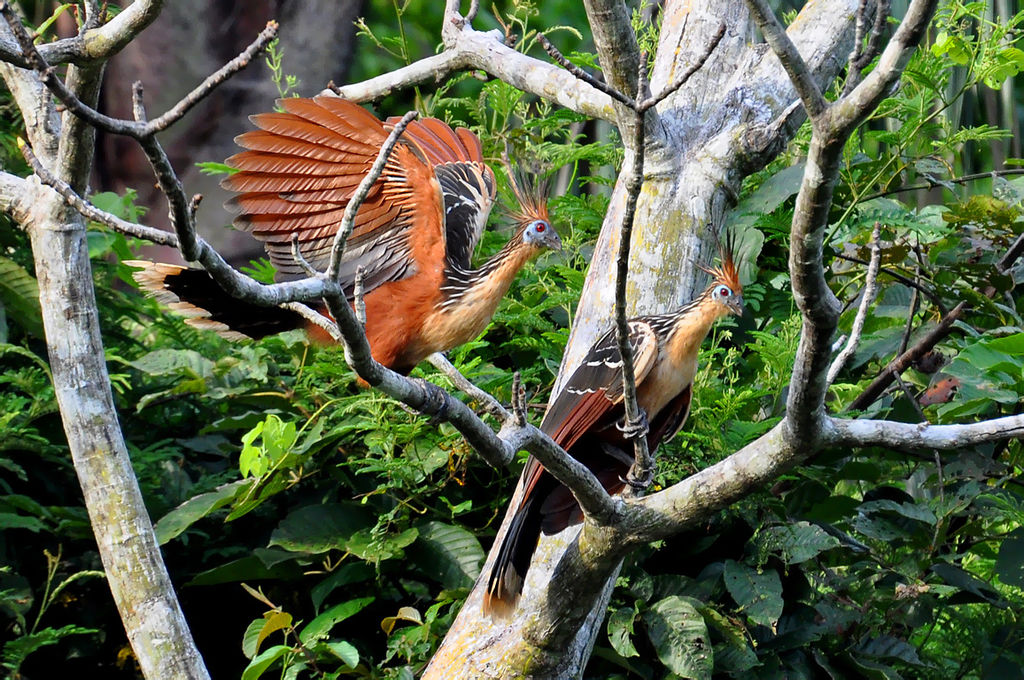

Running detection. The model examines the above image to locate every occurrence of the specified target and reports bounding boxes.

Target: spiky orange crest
[500,159,551,229]
[698,229,742,293]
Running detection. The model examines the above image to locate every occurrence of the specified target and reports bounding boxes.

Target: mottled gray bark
[0,13,211,678]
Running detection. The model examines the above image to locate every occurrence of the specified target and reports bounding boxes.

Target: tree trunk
[0,28,212,680]
[426,1,861,676]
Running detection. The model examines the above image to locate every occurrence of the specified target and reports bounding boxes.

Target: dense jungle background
[3,0,1024,677]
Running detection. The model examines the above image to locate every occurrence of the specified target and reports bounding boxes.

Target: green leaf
[0,256,43,339]
[607,606,640,658]
[409,521,484,589]
[723,560,783,628]
[2,625,97,669]
[269,503,374,554]
[322,640,359,668]
[345,527,418,563]
[299,597,374,645]
[930,563,1004,606]
[996,528,1024,588]
[241,644,291,680]
[154,480,247,544]
[643,596,713,679]
[761,522,841,564]
[255,610,293,655]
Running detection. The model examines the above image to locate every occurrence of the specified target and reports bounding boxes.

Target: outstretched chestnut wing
[222,96,493,295]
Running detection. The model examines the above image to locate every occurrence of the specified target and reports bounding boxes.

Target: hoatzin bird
[131,96,561,374]
[483,237,743,616]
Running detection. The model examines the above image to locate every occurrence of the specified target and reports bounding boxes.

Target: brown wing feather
[386,115,496,267]
[222,96,445,288]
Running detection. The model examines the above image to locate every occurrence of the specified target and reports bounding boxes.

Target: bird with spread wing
[483,235,744,616]
[130,96,560,374]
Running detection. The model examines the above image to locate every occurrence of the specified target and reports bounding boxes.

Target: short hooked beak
[546,229,563,252]
[728,295,744,316]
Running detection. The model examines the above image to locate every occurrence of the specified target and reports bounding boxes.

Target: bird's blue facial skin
[712,283,744,315]
[524,220,562,251]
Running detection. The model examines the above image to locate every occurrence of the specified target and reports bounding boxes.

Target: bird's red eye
[719,286,730,297]
[536,223,546,232]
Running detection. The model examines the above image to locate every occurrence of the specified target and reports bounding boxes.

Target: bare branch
[827,221,881,385]
[327,111,417,280]
[615,64,653,489]
[848,302,966,412]
[281,303,342,342]
[641,23,726,111]
[319,285,621,525]
[21,142,178,246]
[145,21,279,133]
[427,353,510,421]
[536,34,633,108]
[830,0,939,131]
[829,414,1024,450]
[843,0,890,95]
[325,27,616,121]
[744,0,828,119]
[289,234,320,277]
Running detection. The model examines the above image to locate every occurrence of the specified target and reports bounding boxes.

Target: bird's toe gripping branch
[619,409,655,491]
[413,378,452,425]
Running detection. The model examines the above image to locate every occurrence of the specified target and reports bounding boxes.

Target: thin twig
[327,110,417,280]
[20,142,179,246]
[892,371,928,421]
[641,23,726,111]
[281,303,342,342]
[897,277,920,357]
[426,353,510,421]
[617,56,653,491]
[536,33,634,108]
[290,234,320,277]
[858,168,1024,203]
[827,221,881,386]
[147,21,278,132]
[512,371,527,427]
[832,253,945,313]
[847,301,966,412]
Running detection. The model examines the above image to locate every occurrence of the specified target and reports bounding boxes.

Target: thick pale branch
[829,415,1024,449]
[744,0,827,119]
[326,23,616,121]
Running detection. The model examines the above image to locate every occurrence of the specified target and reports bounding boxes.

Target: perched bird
[131,96,561,374]
[483,237,743,616]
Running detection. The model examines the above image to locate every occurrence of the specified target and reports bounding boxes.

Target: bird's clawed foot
[413,378,450,424]
[617,409,649,441]
[624,463,655,491]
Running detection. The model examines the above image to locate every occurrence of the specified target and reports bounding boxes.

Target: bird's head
[698,230,744,317]
[504,162,562,253]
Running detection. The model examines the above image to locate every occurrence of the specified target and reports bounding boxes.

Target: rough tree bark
[0,3,211,678]
[426,1,864,675]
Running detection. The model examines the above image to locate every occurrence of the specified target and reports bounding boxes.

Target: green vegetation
[2,0,1024,678]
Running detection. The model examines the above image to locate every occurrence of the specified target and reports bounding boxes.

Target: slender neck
[659,286,727,345]
[438,236,535,309]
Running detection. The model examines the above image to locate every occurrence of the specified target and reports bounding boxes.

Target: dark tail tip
[126,260,301,341]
